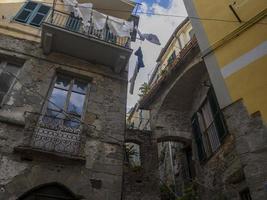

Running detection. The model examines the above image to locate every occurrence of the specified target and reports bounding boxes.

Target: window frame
[191,88,228,162]
[0,60,21,108]
[14,1,51,28]
[41,73,91,130]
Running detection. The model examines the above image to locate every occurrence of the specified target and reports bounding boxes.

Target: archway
[17,182,79,200]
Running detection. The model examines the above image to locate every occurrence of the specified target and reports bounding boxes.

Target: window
[43,74,89,129]
[125,142,141,167]
[0,60,20,105]
[167,51,176,66]
[239,188,252,200]
[15,1,50,27]
[191,89,227,161]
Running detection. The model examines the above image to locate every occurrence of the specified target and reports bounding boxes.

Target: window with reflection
[44,74,89,129]
[125,142,141,167]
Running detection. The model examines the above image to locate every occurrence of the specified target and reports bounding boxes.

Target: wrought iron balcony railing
[24,112,85,156]
[46,10,131,48]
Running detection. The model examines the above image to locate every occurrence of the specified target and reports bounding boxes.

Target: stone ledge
[14,146,86,165]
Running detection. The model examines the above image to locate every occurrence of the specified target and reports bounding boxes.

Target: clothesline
[62,0,134,37]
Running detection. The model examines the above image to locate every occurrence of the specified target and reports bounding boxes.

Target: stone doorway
[17,182,79,200]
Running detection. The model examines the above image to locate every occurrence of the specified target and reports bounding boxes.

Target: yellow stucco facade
[189,0,267,121]
[0,0,134,42]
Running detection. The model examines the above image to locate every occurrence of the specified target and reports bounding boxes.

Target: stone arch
[152,60,208,143]
[17,182,80,200]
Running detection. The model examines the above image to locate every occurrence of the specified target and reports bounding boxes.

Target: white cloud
[127,0,188,110]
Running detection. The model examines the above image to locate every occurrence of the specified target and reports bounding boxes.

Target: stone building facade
[0,0,137,199]
[128,19,267,200]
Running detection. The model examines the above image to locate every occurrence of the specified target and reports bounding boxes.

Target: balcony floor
[41,23,133,73]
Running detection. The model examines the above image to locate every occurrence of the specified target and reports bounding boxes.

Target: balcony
[15,112,88,163]
[41,10,133,73]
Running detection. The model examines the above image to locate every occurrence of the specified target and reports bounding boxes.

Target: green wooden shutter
[208,89,228,142]
[191,113,206,161]
[15,1,38,23]
[30,4,50,27]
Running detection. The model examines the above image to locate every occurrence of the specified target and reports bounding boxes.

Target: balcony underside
[41,23,133,73]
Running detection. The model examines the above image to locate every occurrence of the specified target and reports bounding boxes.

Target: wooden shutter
[207,89,228,142]
[15,1,38,23]
[191,113,206,161]
[30,4,50,27]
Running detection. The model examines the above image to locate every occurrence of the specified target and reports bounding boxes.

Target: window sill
[14,146,86,165]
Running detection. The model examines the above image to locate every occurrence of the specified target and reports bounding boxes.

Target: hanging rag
[129,61,139,95]
[75,3,93,32]
[63,0,77,12]
[92,10,107,30]
[134,47,145,71]
[137,29,161,45]
[142,33,161,45]
[107,16,134,37]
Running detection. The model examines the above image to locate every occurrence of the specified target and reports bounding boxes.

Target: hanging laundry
[75,3,93,32]
[107,16,134,37]
[63,0,77,13]
[134,47,145,71]
[137,29,145,41]
[129,61,139,94]
[137,29,161,45]
[92,10,107,30]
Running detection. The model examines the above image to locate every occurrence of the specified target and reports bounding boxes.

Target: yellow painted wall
[0,0,134,42]
[0,0,64,42]
[192,0,267,121]
[159,22,192,73]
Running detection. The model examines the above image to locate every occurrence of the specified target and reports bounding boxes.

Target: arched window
[18,182,79,200]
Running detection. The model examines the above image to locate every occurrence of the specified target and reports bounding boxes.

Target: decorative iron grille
[25,112,82,156]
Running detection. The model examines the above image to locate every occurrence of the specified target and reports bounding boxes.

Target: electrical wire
[2,1,267,24]
[5,71,125,145]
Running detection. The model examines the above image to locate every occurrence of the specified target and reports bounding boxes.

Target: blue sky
[127,0,188,109]
[140,0,172,9]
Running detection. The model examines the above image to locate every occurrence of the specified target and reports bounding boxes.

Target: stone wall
[123,129,160,200]
[0,33,127,200]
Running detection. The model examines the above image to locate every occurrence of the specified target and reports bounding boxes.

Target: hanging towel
[107,16,134,37]
[92,10,107,30]
[142,33,161,45]
[63,0,77,13]
[76,3,93,32]
[134,47,145,71]
[129,61,139,95]
[137,29,161,45]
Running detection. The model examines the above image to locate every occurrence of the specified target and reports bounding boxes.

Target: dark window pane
[24,1,38,10]
[6,63,20,75]
[30,13,45,26]
[0,91,5,104]
[191,114,206,161]
[64,118,80,129]
[42,109,63,128]
[0,72,14,93]
[16,10,31,22]
[67,92,85,115]
[48,88,68,110]
[38,5,50,14]
[72,80,87,93]
[55,76,71,90]
[46,109,64,119]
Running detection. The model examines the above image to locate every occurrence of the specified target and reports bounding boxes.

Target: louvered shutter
[191,113,206,161]
[207,89,228,142]
[30,4,50,27]
[15,1,38,23]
